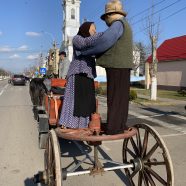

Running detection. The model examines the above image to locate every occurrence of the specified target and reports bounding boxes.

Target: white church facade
[61,0,80,61]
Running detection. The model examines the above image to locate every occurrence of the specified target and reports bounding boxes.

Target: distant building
[146,35,186,90]
[61,0,81,61]
[47,46,59,75]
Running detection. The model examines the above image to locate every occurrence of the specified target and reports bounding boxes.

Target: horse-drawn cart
[33,79,174,186]
[34,124,174,185]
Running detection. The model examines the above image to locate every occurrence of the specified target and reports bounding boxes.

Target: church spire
[61,0,81,60]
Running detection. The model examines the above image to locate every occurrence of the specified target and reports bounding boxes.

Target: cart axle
[65,164,134,178]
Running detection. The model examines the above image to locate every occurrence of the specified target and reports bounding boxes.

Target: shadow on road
[58,138,130,185]
[97,146,130,186]
[59,138,92,157]
[24,177,35,186]
[142,107,179,115]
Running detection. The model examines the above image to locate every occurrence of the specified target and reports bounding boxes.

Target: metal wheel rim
[45,129,62,186]
[123,123,174,186]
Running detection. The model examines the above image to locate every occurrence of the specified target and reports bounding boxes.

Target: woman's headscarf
[77,22,94,38]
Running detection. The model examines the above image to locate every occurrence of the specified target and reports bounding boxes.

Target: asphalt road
[0,80,44,186]
[1,79,186,186]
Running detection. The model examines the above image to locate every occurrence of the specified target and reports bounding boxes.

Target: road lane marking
[169,114,186,120]
[129,113,186,120]
[129,113,165,119]
[129,110,186,133]
[0,84,8,96]
[103,132,186,144]
[161,132,186,138]
[0,90,4,96]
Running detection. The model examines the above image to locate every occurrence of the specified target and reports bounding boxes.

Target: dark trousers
[106,68,130,135]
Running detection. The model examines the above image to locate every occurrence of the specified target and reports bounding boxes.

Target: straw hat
[101,0,127,20]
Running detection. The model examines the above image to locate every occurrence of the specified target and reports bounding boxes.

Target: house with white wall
[146,35,186,90]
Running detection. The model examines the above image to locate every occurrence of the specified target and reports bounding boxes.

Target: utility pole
[53,41,56,74]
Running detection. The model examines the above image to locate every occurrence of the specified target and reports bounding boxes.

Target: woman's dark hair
[77,22,94,38]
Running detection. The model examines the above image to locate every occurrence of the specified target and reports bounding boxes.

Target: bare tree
[132,45,141,76]
[146,0,161,100]
[134,42,149,76]
[0,68,10,77]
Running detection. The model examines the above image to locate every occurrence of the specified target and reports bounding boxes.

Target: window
[71,8,75,19]
[72,0,75,4]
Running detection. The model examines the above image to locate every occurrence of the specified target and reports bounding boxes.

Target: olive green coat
[96,18,133,69]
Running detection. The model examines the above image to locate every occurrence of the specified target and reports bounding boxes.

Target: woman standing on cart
[59,22,102,128]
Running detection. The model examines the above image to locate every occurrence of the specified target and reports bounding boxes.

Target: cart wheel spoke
[145,165,167,185]
[130,137,139,156]
[144,169,156,186]
[142,171,149,186]
[141,130,149,158]
[131,169,138,178]
[122,123,174,186]
[144,161,166,166]
[144,142,159,161]
[128,174,136,186]
[136,128,142,155]
[126,147,136,159]
[138,171,143,186]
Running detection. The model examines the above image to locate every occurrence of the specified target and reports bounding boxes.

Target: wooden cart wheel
[44,129,62,186]
[123,123,174,186]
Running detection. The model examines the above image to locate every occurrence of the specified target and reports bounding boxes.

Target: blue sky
[0,0,186,73]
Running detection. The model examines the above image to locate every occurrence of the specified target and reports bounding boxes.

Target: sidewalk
[134,94,186,117]
[137,94,186,106]
[97,94,186,118]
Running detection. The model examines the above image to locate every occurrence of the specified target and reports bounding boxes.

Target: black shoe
[106,126,130,135]
[101,122,107,133]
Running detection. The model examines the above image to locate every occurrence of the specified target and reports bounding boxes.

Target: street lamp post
[41,31,55,45]
[41,31,59,75]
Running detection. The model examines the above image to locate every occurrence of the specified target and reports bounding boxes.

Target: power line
[131,0,182,26]
[161,5,186,21]
[134,5,186,35]
[129,0,167,20]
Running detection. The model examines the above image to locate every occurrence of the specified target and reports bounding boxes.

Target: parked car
[8,78,11,84]
[11,74,26,85]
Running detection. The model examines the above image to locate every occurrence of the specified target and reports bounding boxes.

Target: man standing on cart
[79,0,133,135]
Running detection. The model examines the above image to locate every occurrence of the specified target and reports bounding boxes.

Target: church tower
[61,0,81,61]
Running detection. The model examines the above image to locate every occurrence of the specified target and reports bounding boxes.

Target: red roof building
[146,35,186,90]
[147,35,186,62]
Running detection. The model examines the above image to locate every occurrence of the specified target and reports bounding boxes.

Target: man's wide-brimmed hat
[101,0,127,20]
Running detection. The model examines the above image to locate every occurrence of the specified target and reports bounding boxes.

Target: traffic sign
[40,67,46,75]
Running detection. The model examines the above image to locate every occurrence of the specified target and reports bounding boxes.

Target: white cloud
[27,54,39,60]
[9,54,21,59]
[25,32,41,37]
[17,45,28,51]
[0,31,2,36]
[0,45,29,53]
[0,46,12,52]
